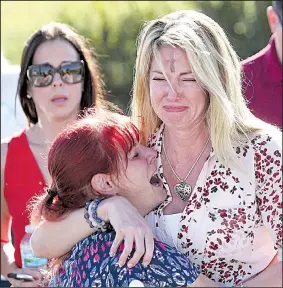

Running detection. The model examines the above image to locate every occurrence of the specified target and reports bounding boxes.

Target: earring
[27,94,32,99]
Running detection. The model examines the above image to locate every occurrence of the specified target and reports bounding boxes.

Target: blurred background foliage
[1,1,272,112]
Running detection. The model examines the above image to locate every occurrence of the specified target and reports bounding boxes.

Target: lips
[163,105,187,112]
[51,95,68,103]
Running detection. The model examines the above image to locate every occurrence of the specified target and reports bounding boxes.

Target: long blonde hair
[131,10,281,166]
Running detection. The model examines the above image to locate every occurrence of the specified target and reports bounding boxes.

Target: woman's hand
[99,196,155,268]
[7,267,42,287]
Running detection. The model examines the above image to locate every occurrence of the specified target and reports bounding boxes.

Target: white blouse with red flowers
[145,123,282,287]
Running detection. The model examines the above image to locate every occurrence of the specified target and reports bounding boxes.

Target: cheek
[150,84,166,105]
[125,162,146,184]
[68,83,84,99]
[31,87,51,104]
[197,93,208,112]
[186,86,207,104]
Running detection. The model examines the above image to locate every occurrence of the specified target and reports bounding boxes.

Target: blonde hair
[131,10,281,166]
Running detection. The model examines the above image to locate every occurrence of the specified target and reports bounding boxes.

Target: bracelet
[89,198,112,231]
[84,200,96,229]
[84,198,111,232]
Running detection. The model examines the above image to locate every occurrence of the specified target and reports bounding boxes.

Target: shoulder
[61,232,199,287]
[1,135,16,171]
[146,239,199,284]
[1,130,27,167]
[1,142,9,176]
[250,131,282,154]
[249,132,282,174]
[70,232,114,257]
[1,129,27,146]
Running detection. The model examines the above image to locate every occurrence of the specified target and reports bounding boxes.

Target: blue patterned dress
[50,231,199,287]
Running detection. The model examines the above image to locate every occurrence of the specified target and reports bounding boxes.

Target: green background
[1,1,272,112]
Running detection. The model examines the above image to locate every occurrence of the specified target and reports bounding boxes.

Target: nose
[142,146,157,164]
[52,72,63,87]
[167,84,179,101]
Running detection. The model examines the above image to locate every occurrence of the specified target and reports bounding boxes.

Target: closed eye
[182,79,196,82]
[153,78,166,81]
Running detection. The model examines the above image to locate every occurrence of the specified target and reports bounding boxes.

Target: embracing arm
[31,208,94,258]
[246,134,282,287]
[31,196,154,266]
[244,262,282,287]
[189,274,219,287]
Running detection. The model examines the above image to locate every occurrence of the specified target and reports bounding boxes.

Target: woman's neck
[163,122,210,164]
[33,115,78,145]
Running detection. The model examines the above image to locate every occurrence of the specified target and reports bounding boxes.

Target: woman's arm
[248,134,283,286]
[1,142,42,287]
[1,142,17,277]
[189,274,219,287]
[244,262,282,287]
[31,196,154,267]
[31,208,93,258]
[1,196,18,278]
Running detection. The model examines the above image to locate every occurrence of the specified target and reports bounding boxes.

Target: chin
[49,109,79,122]
[162,115,189,126]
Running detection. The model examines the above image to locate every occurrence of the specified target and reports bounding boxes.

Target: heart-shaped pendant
[174,181,192,201]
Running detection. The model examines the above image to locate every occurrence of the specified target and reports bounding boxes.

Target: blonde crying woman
[31,10,282,287]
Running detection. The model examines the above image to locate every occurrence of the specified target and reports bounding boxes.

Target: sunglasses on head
[27,60,85,87]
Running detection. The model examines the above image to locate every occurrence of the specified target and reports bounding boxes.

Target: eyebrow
[151,70,193,76]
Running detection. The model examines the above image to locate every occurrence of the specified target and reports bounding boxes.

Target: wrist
[97,196,127,222]
[96,198,111,222]
[1,243,18,277]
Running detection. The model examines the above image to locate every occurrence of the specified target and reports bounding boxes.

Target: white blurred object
[1,50,28,140]
[129,280,145,287]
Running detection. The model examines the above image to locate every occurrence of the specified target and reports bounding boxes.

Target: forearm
[1,242,18,278]
[30,197,117,258]
[244,262,282,287]
[31,209,94,258]
[190,273,219,287]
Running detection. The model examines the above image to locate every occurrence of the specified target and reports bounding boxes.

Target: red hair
[30,109,139,224]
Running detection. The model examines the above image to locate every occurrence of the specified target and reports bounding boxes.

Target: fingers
[114,227,155,268]
[22,268,42,279]
[127,228,146,268]
[118,231,134,267]
[20,280,39,287]
[110,231,124,257]
[142,230,155,267]
[10,279,39,287]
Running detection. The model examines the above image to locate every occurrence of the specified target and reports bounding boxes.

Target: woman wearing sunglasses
[1,21,108,287]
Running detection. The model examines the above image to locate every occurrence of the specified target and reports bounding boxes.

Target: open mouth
[51,95,68,103]
[150,174,162,187]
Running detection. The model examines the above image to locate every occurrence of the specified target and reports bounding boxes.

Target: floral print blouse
[49,232,199,287]
[145,123,282,287]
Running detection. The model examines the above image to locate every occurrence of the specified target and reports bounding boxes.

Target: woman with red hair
[30,110,209,287]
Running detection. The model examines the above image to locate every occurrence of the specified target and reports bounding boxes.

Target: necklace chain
[162,136,210,183]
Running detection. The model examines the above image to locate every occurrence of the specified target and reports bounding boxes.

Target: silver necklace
[162,136,210,201]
